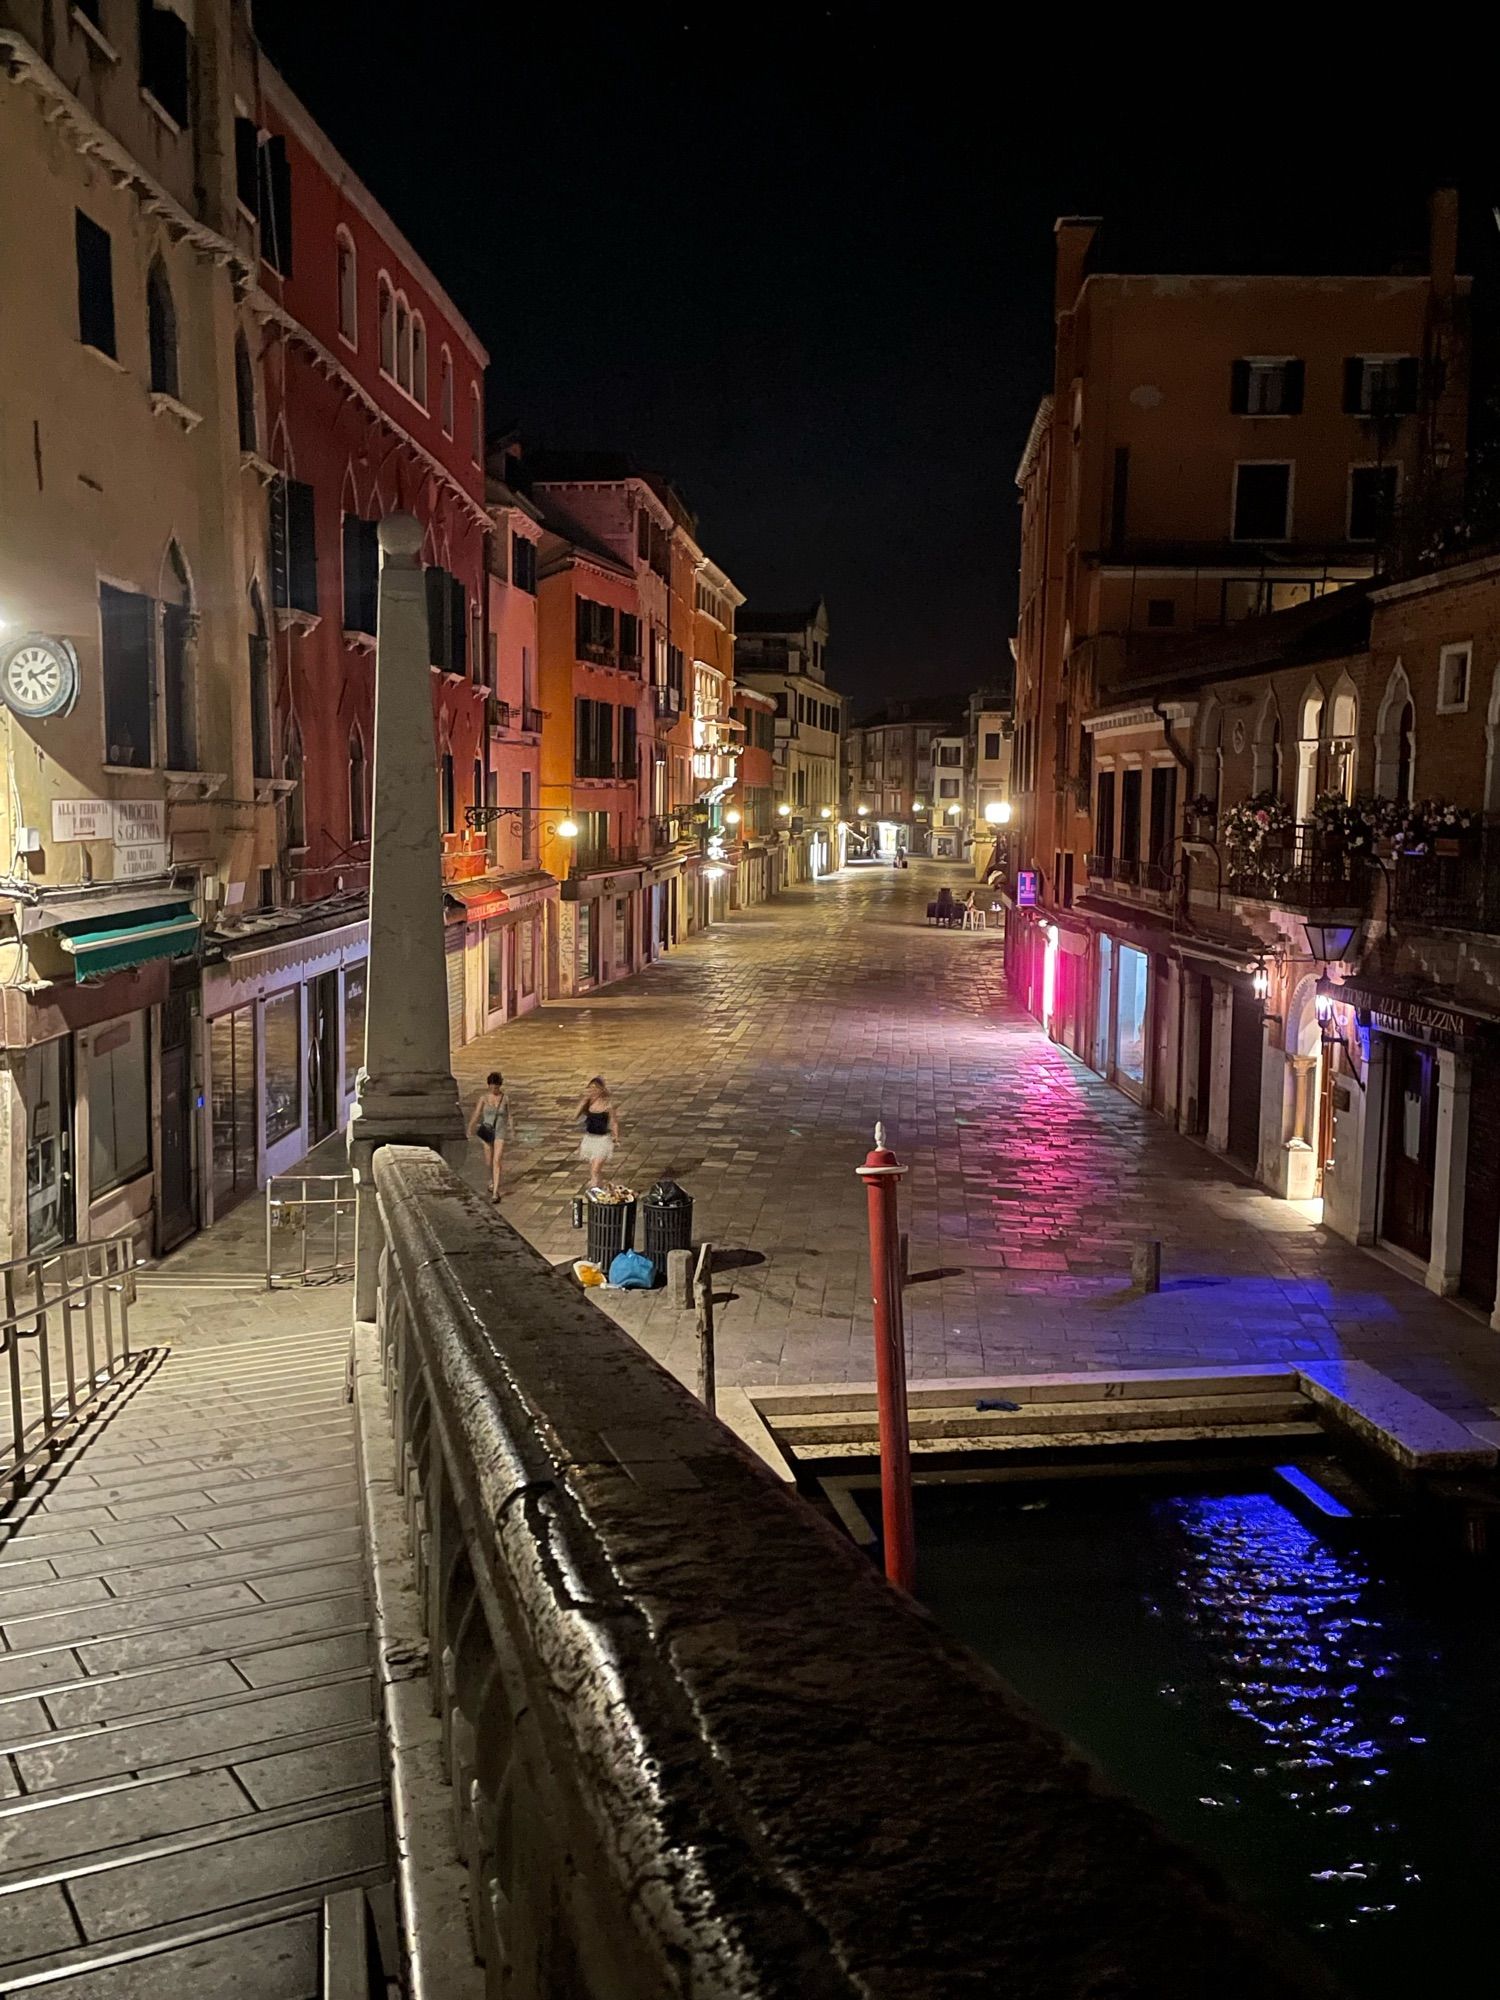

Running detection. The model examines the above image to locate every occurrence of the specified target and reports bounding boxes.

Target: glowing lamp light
[725,808,742,825]
[777,802,792,818]
[1251,957,1271,1002]
[948,804,961,819]
[1042,922,1058,1027]
[556,818,579,840]
[704,865,726,882]
[1315,991,1335,1028]
[913,798,926,813]
[820,805,832,819]
[857,805,869,817]
[984,799,1012,825]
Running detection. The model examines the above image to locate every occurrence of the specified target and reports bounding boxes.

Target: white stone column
[349,515,466,1320]
[1206,977,1233,1153]
[1426,1047,1471,1297]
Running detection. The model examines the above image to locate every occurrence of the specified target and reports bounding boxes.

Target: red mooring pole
[856,1123,915,1592]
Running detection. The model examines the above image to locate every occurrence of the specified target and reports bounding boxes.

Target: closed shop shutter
[1227,986,1263,1169]
[1460,1045,1500,1310]
[445,930,465,1051]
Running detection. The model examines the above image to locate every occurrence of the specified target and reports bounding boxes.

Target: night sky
[251,7,1496,716]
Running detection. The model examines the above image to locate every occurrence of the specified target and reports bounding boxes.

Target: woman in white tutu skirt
[576,1076,619,1188]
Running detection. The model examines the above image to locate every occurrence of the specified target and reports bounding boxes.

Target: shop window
[578,901,595,982]
[210,1008,256,1211]
[1116,947,1149,1089]
[75,210,116,357]
[1232,462,1292,542]
[487,922,505,1016]
[24,1039,73,1255]
[146,257,179,398]
[343,962,366,1086]
[86,1013,150,1196]
[519,918,536,995]
[263,989,301,1146]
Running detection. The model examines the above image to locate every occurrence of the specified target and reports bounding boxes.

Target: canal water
[896,1477,1498,1996]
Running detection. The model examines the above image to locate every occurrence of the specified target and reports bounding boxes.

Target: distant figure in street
[466,1072,510,1202]
[934,884,958,926]
[577,1076,619,1188]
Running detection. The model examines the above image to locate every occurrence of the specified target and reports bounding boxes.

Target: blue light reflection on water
[1150,1493,1422,1936]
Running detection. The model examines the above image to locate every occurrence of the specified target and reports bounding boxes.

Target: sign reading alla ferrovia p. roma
[52,798,166,845]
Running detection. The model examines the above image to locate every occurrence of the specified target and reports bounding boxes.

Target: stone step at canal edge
[769,1390,1314,1449]
[0,1325,397,1994]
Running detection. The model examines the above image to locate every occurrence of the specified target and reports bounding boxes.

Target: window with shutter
[258,135,293,277]
[449,576,466,677]
[271,479,318,615]
[234,115,259,213]
[342,516,379,633]
[74,211,116,357]
[235,334,257,452]
[621,707,637,779]
[146,258,179,398]
[425,566,448,668]
[100,584,155,768]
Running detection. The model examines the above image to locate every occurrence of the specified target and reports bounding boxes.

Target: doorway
[23,1038,74,1256]
[1193,977,1214,1138]
[1227,986,1264,1170]
[158,991,197,1252]
[1381,1040,1436,1262]
[308,974,340,1144]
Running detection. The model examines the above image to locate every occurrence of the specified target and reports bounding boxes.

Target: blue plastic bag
[608,1250,656,1289]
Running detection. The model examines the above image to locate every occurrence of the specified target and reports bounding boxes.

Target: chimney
[1054,216,1101,316]
[1428,186,1458,303]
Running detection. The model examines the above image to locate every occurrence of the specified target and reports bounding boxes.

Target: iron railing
[520,704,544,733]
[1389,827,1500,933]
[265,1174,357,1288]
[1227,825,1372,913]
[1,1233,138,1500]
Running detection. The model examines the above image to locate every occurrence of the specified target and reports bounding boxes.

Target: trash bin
[585,1189,636,1269]
[641,1180,694,1281]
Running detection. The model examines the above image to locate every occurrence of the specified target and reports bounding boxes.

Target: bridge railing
[368,1143,1333,1999]
[1,1231,138,1501]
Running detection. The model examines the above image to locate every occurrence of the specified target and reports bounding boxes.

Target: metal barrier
[1,1233,138,1500]
[265,1174,357,1289]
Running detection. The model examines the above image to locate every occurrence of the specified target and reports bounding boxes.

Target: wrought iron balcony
[654,684,683,719]
[520,704,543,733]
[1389,827,1500,933]
[1227,826,1372,914]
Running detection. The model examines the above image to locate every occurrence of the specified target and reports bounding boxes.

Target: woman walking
[466,1071,511,1202]
[577,1076,619,1189]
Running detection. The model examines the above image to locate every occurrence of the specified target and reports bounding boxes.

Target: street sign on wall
[1016,870,1037,908]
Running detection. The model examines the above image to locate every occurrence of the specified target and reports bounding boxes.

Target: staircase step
[772,1393,1311,1445]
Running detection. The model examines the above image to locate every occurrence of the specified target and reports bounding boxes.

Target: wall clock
[0,634,79,720]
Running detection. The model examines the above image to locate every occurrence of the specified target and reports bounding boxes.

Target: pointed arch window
[147,256,179,399]
[335,227,357,346]
[235,331,257,453]
[1396,702,1415,806]
[395,295,412,393]
[439,347,454,437]
[469,382,482,465]
[411,314,427,408]
[377,274,394,376]
[348,726,368,843]
[285,717,307,849]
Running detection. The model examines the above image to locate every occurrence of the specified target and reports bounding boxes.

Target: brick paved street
[459,859,1500,1427]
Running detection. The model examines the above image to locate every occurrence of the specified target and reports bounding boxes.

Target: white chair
[961,906,987,931]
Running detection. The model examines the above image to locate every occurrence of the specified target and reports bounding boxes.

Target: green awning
[57,902,200,982]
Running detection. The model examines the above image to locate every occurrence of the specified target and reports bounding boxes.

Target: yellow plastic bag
[573,1260,606,1288]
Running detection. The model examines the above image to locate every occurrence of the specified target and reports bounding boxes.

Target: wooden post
[694,1241,716,1414]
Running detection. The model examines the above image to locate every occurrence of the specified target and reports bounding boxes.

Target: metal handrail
[266,1174,356,1289]
[1,1232,138,1501]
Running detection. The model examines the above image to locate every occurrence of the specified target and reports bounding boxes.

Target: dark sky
[251,7,1496,717]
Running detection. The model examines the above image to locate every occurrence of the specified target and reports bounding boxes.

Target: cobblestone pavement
[0,1225,385,1995]
[457,859,1500,1427]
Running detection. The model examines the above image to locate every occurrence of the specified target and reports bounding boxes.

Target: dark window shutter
[1230,358,1251,414]
[449,576,466,678]
[74,211,116,356]
[1282,359,1305,414]
[575,697,588,775]
[575,596,588,657]
[1395,356,1421,414]
[1343,357,1365,414]
[234,115,259,212]
[287,480,317,614]
[342,516,363,630]
[425,566,447,667]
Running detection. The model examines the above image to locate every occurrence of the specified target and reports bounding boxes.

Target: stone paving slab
[0,1281,388,1992]
[447,860,1500,1428]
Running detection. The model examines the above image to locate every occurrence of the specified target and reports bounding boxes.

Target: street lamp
[820,805,832,819]
[556,818,579,841]
[948,804,961,820]
[857,805,869,818]
[984,799,1012,826]
[912,798,926,813]
[778,802,792,819]
[725,808,741,825]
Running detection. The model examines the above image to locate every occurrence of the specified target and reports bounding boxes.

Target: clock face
[0,635,77,719]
